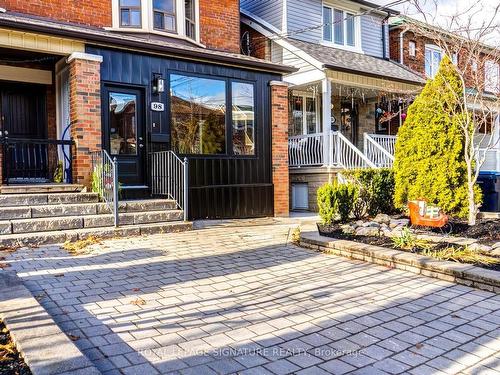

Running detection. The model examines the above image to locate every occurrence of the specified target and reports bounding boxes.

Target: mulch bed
[318,223,500,272]
[0,321,31,375]
[428,219,500,244]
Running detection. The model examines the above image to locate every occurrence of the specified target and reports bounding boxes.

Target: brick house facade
[0,2,294,219]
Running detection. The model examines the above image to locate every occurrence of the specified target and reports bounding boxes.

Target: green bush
[343,168,396,217]
[393,56,481,217]
[317,182,359,224]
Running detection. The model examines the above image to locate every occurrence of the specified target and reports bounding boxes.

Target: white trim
[424,44,442,78]
[66,52,103,63]
[321,2,363,53]
[284,69,326,86]
[282,0,288,34]
[291,92,320,135]
[0,65,52,84]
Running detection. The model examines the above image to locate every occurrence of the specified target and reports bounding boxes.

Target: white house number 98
[151,102,165,112]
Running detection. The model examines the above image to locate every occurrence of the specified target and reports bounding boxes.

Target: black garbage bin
[477,172,500,212]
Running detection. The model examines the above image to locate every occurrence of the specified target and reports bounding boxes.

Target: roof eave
[323,64,425,86]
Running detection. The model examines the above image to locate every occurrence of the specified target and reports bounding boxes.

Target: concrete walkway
[3,219,500,375]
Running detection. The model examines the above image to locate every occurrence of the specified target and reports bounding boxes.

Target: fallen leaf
[0,263,11,269]
[415,343,424,349]
[35,293,46,301]
[130,298,146,306]
[54,273,65,277]
[132,288,141,292]
[68,334,80,341]
[451,314,460,319]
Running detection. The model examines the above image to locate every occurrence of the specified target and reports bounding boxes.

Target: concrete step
[0,209,184,235]
[0,199,177,220]
[0,221,192,248]
[0,184,85,195]
[0,192,99,207]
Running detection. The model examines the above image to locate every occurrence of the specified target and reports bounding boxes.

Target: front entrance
[0,82,48,182]
[103,86,146,186]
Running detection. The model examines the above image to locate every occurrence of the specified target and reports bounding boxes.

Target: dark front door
[0,82,47,182]
[104,86,146,186]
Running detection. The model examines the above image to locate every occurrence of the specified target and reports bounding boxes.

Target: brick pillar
[270,81,290,217]
[67,52,103,187]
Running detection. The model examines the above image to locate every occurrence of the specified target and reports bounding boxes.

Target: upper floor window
[323,6,357,48]
[425,45,442,78]
[485,60,500,93]
[153,0,176,31]
[120,0,142,27]
[408,41,416,57]
[113,0,198,41]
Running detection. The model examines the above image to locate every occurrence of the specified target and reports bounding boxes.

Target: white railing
[288,133,324,167]
[333,131,376,169]
[150,151,189,221]
[91,150,119,227]
[365,134,397,156]
[364,133,395,168]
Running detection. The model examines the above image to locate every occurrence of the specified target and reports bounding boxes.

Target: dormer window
[153,0,176,31]
[120,0,142,27]
[322,5,359,50]
[112,0,198,42]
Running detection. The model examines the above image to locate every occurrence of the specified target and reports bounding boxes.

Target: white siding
[361,13,386,58]
[271,41,317,71]
[241,0,284,30]
[286,0,322,43]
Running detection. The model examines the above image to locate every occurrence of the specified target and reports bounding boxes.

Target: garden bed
[318,222,500,272]
[0,321,31,375]
[422,218,500,245]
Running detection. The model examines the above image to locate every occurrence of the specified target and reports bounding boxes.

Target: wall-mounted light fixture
[152,73,165,94]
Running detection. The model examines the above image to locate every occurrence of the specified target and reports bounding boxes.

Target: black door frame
[102,83,147,186]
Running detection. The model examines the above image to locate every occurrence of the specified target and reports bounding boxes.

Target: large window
[425,45,442,78]
[323,6,357,48]
[291,94,318,136]
[153,0,176,31]
[120,0,141,27]
[485,60,500,93]
[170,74,226,155]
[232,82,255,155]
[109,92,138,155]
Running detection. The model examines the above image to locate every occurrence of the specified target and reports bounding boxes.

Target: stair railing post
[183,157,189,222]
[113,157,119,227]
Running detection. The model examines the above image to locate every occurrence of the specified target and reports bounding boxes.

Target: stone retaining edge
[300,231,500,294]
[0,271,101,375]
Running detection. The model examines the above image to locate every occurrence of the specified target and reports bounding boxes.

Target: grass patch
[422,246,500,267]
[62,236,101,255]
[392,227,433,251]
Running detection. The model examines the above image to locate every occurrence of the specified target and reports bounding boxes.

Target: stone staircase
[0,191,192,248]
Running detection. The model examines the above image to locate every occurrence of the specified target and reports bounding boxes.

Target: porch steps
[0,184,85,195]
[0,191,192,248]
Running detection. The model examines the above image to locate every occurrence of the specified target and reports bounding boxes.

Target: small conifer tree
[394,56,477,218]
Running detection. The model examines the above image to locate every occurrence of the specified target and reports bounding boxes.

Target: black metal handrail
[1,137,74,184]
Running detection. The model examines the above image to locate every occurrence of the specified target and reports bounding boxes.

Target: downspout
[382,13,390,60]
[399,28,407,64]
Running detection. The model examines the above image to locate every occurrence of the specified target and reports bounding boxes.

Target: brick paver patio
[4,219,500,374]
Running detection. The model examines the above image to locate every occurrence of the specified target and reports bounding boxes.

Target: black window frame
[119,0,142,28]
[168,71,258,159]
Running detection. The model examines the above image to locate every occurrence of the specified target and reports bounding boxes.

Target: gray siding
[286,0,322,43]
[241,0,283,30]
[361,13,386,58]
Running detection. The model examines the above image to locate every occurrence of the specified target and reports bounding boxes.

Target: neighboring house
[0,1,296,219]
[389,16,500,203]
[240,0,425,211]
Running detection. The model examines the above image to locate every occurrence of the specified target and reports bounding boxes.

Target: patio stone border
[300,231,500,293]
[0,271,100,375]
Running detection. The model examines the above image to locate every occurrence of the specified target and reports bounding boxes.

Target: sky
[372,0,500,46]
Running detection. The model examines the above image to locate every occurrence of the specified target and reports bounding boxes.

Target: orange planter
[408,200,449,228]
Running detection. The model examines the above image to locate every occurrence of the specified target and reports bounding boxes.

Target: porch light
[152,74,165,94]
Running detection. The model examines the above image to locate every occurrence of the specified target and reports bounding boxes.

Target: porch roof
[286,38,426,86]
[0,11,297,74]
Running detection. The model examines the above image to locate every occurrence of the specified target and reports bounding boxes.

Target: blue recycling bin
[477,172,500,212]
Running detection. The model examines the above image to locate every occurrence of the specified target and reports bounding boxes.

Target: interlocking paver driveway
[4,219,500,375]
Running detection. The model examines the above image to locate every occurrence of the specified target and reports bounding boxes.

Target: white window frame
[110,0,201,44]
[485,60,500,94]
[292,91,320,135]
[408,41,416,57]
[424,44,443,78]
[321,3,362,53]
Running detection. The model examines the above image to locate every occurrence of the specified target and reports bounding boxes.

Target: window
[485,60,500,93]
[291,94,318,135]
[185,0,196,40]
[452,52,458,65]
[408,41,416,57]
[109,92,137,155]
[153,0,176,31]
[425,45,442,78]
[120,0,141,27]
[472,60,478,72]
[232,82,255,155]
[323,6,357,48]
[170,74,226,154]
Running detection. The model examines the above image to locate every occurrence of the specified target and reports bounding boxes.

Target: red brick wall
[68,56,102,187]
[241,23,268,59]
[270,81,289,217]
[1,0,112,27]
[199,0,240,53]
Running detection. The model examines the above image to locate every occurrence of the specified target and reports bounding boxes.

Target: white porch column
[322,78,332,166]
